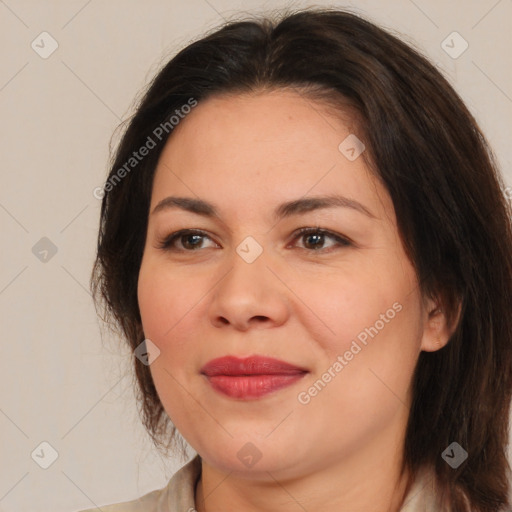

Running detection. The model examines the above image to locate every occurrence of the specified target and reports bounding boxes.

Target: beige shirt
[78,456,439,511]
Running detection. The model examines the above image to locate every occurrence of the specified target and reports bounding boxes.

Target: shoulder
[399,466,475,512]
[77,488,163,512]
[399,466,439,512]
[75,455,202,512]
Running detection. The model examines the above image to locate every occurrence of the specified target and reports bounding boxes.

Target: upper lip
[201,355,308,376]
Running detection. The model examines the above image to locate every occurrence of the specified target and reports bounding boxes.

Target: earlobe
[421,305,452,353]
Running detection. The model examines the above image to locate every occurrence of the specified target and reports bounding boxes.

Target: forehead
[164,89,357,160]
[150,90,393,223]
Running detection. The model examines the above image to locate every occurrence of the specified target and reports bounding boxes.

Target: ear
[420,297,462,353]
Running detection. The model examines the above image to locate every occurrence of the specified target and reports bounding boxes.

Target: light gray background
[0,1,511,510]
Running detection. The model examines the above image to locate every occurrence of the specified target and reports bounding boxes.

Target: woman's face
[137,90,438,478]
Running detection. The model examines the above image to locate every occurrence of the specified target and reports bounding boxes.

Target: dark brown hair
[91,7,512,510]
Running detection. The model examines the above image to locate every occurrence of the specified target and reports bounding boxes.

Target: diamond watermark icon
[441,32,468,59]
[338,134,365,161]
[441,442,468,469]
[31,31,59,59]
[237,442,262,468]
[236,236,263,264]
[32,237,58,263]
[31,441,59,469]
[134,338,161,365]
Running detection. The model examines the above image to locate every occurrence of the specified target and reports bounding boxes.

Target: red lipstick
[201,355,308,399]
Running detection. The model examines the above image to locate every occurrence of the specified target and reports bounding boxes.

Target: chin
[195,436,310,479]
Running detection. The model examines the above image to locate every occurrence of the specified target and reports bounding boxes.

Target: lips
[201,355,308,399]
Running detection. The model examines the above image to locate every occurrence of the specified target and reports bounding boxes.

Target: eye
[290,227,352,252]
[156,229,218,251]
[156,227,352,253]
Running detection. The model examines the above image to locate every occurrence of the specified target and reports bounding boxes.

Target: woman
[85,7,512,511]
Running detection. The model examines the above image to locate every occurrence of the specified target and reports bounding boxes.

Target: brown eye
[292,228,352,252]
[157,230,217,251]
[156,227,351,253]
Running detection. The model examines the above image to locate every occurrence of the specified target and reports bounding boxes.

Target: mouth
[200,355,309,400]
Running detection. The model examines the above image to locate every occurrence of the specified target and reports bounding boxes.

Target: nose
[208,248,290,331]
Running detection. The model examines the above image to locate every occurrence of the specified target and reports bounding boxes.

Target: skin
[137,89,455,512]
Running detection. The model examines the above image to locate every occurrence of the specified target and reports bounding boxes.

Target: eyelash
[156,227,352,253]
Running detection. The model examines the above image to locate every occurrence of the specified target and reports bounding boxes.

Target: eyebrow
[151,195,377,219]
[151,194,376,220]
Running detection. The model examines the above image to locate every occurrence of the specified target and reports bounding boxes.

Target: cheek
[137,261,204,343]
[302,257,422,384]
[293,265,406,355]
[299,291,422,438]
[137,263,205,422]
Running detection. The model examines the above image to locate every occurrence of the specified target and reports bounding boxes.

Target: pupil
[306,233,323,249]
[184,234,202,248]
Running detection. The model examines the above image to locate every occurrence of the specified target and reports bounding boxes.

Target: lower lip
[204,374,306,399]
